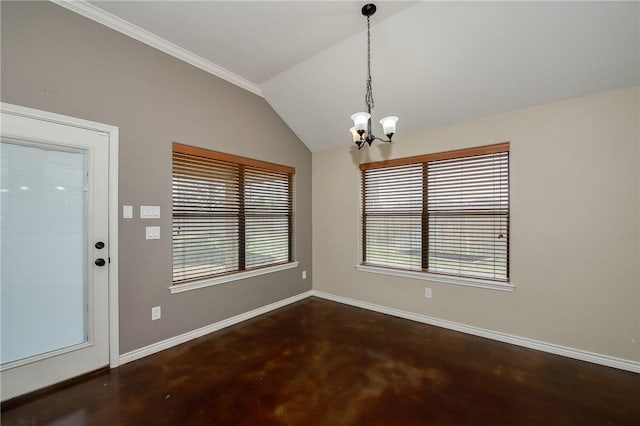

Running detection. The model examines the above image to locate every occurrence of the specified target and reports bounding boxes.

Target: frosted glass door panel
[1,141,88,365]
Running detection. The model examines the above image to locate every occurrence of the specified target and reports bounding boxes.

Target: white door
[1,105,112,401]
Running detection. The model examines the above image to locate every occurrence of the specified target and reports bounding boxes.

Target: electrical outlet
[424,288,432,299]
[152,306,161,320]
[302,270,307,279]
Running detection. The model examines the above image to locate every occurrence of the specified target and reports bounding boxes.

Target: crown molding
[50,0,264,97]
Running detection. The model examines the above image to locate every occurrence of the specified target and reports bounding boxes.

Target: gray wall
[1,1,312,354]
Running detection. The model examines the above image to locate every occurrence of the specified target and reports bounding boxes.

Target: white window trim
[355,264,514,292]
[169,261,299,294]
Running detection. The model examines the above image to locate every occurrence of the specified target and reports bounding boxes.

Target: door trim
[1,102,120,368]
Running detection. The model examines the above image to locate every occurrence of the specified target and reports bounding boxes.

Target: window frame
[170,143,298,294]
[357,143,513,292]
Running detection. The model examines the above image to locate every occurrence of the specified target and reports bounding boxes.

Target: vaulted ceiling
[66,1,639,152]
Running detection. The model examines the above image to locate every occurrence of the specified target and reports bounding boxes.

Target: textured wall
[1,1,312,354]
[313,87,640,362]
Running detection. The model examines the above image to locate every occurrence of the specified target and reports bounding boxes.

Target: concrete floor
[2,297,639,425]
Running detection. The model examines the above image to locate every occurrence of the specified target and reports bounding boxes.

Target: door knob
[95,258,106,266]
[95,241,105,249]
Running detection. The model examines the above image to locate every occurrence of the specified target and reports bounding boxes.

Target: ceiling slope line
[50,0,264,97]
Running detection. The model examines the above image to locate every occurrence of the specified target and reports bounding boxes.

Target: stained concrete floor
[2,297,639,425]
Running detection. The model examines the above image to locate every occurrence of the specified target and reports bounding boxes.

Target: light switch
[123,205,133,219]
[140,205,160,219]
[146,226,160,240]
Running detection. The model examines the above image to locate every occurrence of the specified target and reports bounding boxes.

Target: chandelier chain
[365,15,374,113]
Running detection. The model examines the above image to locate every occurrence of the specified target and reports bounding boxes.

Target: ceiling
[91,1,415,84]
[76,1,639,152]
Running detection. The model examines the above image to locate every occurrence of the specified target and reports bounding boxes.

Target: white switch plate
[146,226,160,240]
[424,288,432,299]
[302,270,307,279]
[123,205,133,219]
[140,205,160,219]
[152,306,161,320]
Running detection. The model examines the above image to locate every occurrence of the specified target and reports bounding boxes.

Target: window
[360,143,509,282]
[172,143,294,285]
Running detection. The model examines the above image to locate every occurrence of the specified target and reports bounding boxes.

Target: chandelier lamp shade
[350,3,398,149]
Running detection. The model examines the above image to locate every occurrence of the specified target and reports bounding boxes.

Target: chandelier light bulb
[349,127,361,142]
[351,112,371,132]
[379,116,399,137]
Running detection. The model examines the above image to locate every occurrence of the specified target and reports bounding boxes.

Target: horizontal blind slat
[362,145,509,281]
[173,144,295,283]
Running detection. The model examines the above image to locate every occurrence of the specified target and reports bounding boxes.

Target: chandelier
[350,3,398,149]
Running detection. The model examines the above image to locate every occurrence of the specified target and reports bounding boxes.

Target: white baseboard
[118,288,639,374]
[119,291,313,365]
[310,290,640,374]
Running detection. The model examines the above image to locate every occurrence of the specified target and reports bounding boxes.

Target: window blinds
[172,143,294,284]
[361,143,509,282]
[362,164,423,270]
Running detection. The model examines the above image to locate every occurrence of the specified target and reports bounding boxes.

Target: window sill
[169,262,299,294]
[354,264,514,292]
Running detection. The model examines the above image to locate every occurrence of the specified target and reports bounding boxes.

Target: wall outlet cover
[146,226,160,240]
[152,306,161,320]
[140,205,160,219]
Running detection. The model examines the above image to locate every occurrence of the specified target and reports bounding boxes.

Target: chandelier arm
[363,132,392,145]
[373,136,392,143]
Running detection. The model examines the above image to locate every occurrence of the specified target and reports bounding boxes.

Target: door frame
[1,102,120,369]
